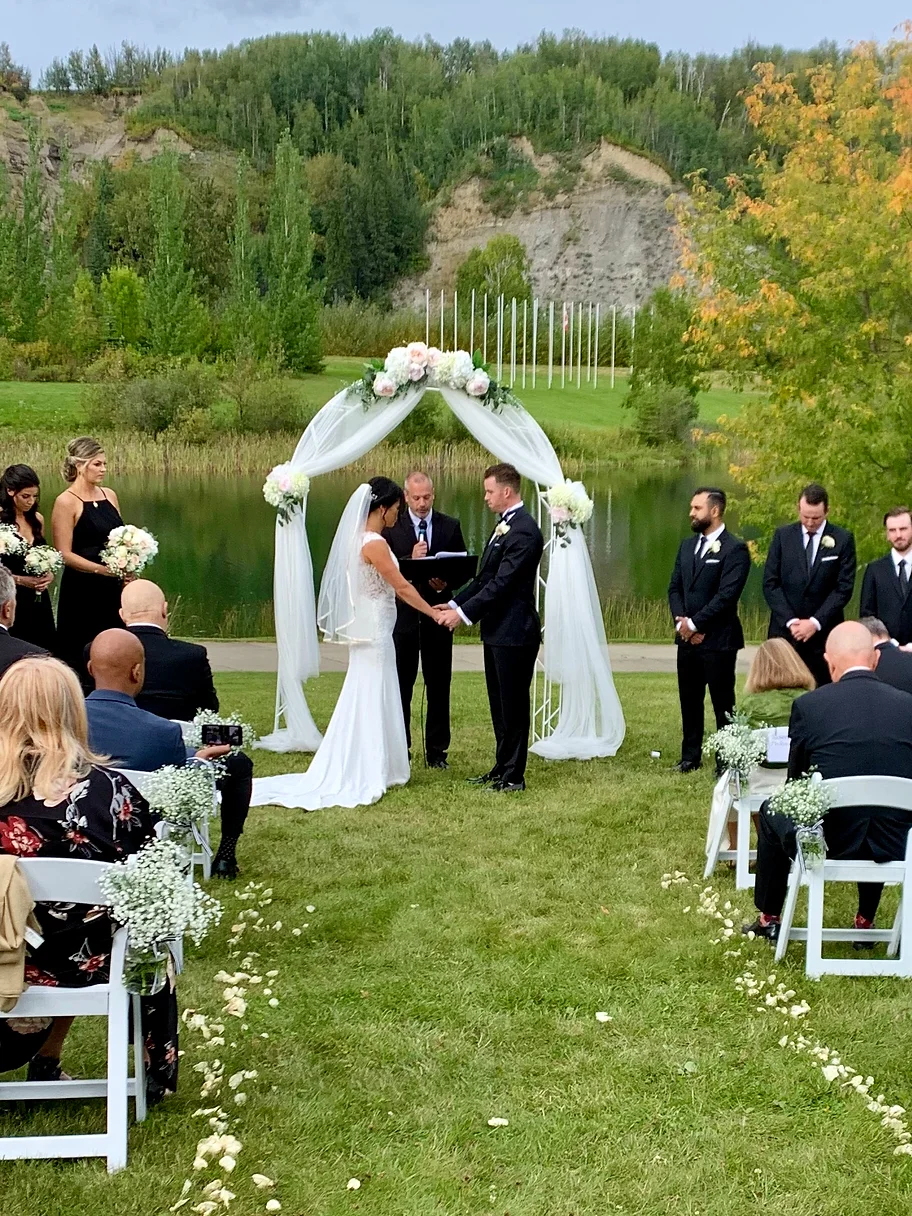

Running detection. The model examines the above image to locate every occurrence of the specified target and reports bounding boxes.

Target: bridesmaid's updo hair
[62,436,104,483]
[368,476,404,511]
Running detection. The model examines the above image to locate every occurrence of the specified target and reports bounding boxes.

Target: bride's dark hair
[368,476,404,510]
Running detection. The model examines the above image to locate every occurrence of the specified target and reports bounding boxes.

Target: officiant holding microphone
[383,471,466,768]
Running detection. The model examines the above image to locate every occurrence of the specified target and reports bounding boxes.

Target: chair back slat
[15,858,114,906]
[820,775,912,813]
[110,768,154,799]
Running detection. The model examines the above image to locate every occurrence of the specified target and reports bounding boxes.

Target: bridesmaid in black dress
[52,437,127,678]
[0,464,58,651]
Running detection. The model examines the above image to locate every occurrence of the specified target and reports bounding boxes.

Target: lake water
[30,464,767,637]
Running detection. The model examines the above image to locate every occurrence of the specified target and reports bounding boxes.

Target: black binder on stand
[398,554,478,594]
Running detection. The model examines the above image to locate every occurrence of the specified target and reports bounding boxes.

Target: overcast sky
[5,0,905,76]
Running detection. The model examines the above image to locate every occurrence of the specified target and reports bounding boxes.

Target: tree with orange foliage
[679,34,912,557]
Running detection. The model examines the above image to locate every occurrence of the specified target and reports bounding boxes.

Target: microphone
[418,518,428,547]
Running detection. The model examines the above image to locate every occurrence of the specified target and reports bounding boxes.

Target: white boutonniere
[493,522,511,538]
[708,540,722,554]
[820,535,836,549]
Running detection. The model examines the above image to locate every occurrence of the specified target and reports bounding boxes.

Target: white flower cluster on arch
[257,356,626,762]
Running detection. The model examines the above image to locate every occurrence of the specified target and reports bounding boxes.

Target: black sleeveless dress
[55,492,126,674]
[1,532,58,651]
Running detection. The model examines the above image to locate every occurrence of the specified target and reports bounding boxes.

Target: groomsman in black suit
[668,487,751,773]
[762,483,857,688]
[859,506,912,645]
[383,471,466,769]
[434,463,544,793]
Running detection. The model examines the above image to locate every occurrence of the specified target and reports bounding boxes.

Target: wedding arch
[257,345,626,762]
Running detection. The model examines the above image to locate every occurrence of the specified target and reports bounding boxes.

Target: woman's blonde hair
[0,658,106,805]
[62,436,104,484]
[744,638,817,695]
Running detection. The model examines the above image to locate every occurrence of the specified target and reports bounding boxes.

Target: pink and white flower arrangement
[355,343,517,411]
[263,464,311,526]
[464,369,491,397]
[544,480,594,545]
[24,545,63,579]
[99,524,158,577]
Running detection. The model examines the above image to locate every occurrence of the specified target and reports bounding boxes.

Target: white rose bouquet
[99,837,222,993]
[0,523,26,559]
[544,480,594,546]
[142,764,218,849]
[703,711,769,783]
[99,524,158,577]
[24,544,63,579]
[263,464,310,526]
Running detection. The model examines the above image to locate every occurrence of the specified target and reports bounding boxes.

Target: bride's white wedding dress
[250,533,409,810]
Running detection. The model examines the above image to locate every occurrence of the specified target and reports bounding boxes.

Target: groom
[434,463,544,793]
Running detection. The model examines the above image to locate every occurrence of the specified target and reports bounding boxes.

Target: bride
[251,477,445,810]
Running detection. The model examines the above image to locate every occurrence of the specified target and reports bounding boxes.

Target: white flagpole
[439,289,444,349]
[453,290,458,349]
[510,296,517,386]
[594,302,600,389]
[568,300,574,383]
[532,295,539,386]
[561,301,566,388]
[586,301,592,383]
[630,305,637,375]
[610,304,617,389]
[425,288,430,345]
[576,301,582,389]
[497,294,503,380]
[522,298,527,389]
[483,293,488,362]
[470,288,475,354]
[548,300,554,388]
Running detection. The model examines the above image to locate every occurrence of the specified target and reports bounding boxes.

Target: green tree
[0,165,19,338]
[13,125,47,342]
[224,153,262,353]
[100,266,146,347]
[85,162,114,284]
[145,148,207,356]
[263,130,322,372]
[71,270,103,360]
[41,142,81,350]
[629,288,707,398]
[455,235,532,304]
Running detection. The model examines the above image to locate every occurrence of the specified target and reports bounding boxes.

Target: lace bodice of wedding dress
[359,533,397,643]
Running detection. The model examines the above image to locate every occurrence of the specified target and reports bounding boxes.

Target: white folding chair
[775,776,912,978]
[0,859,146,1172]
[704,770,761,890]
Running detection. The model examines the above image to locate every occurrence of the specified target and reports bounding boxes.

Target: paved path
[202,640,760,675]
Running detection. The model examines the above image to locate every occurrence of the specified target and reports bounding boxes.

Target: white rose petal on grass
[487,1117,509,1127]
[251,1175,275,1189]
[306,905,316,913]
[269,997,279,1007]
[347,1178,362,1190]
[291,929,302,937]
[266,1201,282,1212]
[219,1154,237,1172]
[595,1012,613,1023]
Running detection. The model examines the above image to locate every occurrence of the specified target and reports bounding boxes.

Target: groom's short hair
[485,463,521,493]
[800,483,829,509]
[694,486,726,515]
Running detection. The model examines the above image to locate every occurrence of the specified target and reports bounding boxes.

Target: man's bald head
[824,620,880,682]
[88,629,145,696]
[121,579,168,629]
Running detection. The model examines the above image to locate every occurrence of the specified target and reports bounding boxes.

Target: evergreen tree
[224,153,262,354]
[14,125,46,342]
[85,162,114,284]
[264,130,322,372]
[145,148,206,356]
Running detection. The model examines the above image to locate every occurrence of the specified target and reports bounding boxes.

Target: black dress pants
[676,643,737,766]
[393,621,454,762]
[483,641,539,785]
[217,751,253,837]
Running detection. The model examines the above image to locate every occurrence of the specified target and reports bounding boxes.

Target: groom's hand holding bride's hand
[432,605,461,630]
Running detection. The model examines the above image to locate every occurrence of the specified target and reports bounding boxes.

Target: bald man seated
[744,621,912,943]
[117,581,253,880]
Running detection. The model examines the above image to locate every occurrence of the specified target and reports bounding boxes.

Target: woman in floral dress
[0,657,178,1100]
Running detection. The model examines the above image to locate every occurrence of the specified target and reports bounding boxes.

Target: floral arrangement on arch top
[354,341,519,412]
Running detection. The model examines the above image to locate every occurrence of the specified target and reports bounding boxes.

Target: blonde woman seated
[0,658,177,1100]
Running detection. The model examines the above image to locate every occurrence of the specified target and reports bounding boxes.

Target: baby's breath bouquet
[99,838,222,994]
[768,771,834,870]
[142,764,218,851]
[703,711,769,783]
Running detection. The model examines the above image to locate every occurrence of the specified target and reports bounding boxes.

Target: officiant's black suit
[383,510,466,763]
[860,555,912,645]
[453,506,544,787]
[754,670,912,920]
[762,520,857,686]
[668,527,751,767]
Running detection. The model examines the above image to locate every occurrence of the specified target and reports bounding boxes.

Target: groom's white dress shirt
[785,523,824,633]
[677,523,725,635]
[450,501,524,628]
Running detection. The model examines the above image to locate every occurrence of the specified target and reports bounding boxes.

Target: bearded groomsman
[383,471,466,768]
[859,507,912,645]
[668,487,751,773]
[762,483,856,688]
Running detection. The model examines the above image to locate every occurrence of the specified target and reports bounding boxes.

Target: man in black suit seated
[382,471,466,769]
[0,567,47,679]
[667,487,751,773]
[859,507,912,646]
[434,463,544,793]
[762,482,857,688]
[860,616,912,697]
[118,580,253,879]
[744,622,912,942]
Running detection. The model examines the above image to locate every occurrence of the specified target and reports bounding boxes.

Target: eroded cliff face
[397,139,685,309]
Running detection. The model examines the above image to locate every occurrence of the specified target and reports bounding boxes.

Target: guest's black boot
[212,833,240,880]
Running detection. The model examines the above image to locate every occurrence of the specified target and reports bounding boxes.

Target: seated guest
[0,657,177,1099]
[0,566,47,679]
[84,630,240,879]
[860,616,912,696]
[744,621,912,942]
[119,581,254,881]
[738,637,816,728]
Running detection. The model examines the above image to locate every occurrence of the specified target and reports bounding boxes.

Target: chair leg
[735,801,753,891]
[201,815,211,882]
[105,991,130,1172]
[900,879,912,977]
[132,995,147,1124]
[805,870,826,980]
[775,863,802,962]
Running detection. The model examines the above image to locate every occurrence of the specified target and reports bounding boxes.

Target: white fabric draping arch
[257,382,625,760]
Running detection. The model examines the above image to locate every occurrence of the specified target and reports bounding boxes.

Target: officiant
[383,471,466,768]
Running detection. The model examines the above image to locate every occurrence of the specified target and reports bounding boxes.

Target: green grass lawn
[2,671,911,1214]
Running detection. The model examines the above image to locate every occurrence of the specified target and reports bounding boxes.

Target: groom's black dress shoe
[466,770,499,786]
[487,780,525,793]
[673,760,702,774]
[742,916,780,942]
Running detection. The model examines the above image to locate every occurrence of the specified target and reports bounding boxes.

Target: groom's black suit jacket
[860,554,912,645]
[667,528,750,652]
[763,520,856,644]
[383,510,466,636]
[453,507,543,647]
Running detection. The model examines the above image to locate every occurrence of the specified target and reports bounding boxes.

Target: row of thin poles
[423,289,637,389]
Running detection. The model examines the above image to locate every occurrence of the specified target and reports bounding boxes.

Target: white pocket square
[820,555,838,562]
[704,558,720,564]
